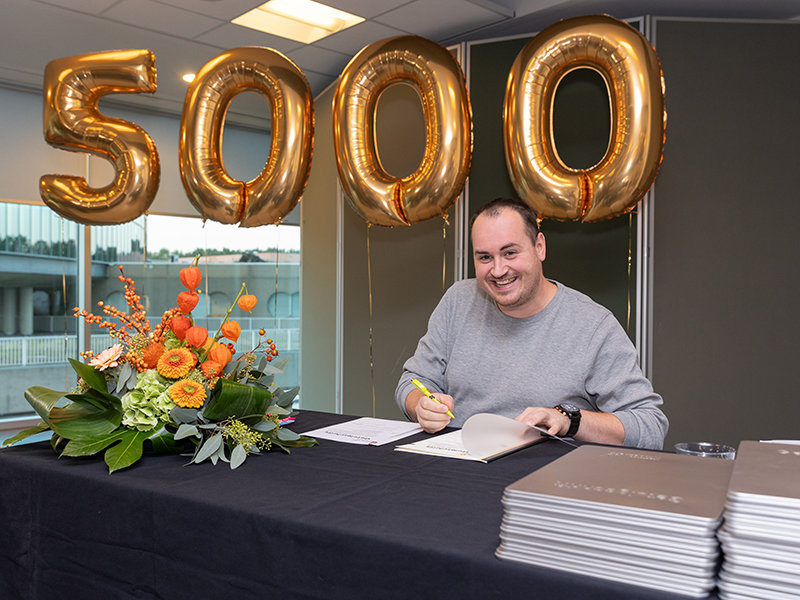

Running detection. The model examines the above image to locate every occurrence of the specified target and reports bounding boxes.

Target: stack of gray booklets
[717,440,800,600]
[497,445,734,597]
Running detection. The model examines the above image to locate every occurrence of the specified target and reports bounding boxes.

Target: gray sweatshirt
[395,279,668,449]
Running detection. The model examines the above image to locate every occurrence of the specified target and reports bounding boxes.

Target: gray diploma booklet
[717,440,800,600]
[394,413,547,462]
[497,444,734,597]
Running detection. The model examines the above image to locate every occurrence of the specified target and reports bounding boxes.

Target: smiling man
[395,197,668,450]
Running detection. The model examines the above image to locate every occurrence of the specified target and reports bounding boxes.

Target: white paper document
[395,413,547,462]
[301,417,423,446]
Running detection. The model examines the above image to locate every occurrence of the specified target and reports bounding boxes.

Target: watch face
[558,403,579,415]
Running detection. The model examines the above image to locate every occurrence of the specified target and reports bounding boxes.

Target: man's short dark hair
[470,197,541,245]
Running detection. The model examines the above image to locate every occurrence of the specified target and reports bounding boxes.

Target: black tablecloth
[0,411,715,599]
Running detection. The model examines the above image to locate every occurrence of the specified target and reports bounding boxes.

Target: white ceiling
[1,0,799,129]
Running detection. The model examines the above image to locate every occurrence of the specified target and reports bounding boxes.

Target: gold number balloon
[504,15,666,221]
[40,49,160,225]
[179,47,314,227]
[333,36,473,227]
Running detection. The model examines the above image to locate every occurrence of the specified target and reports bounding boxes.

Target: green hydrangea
[120,369,173,431]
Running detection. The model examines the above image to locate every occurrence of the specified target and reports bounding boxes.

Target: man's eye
[477,255,490,262]
[504,251,517,258]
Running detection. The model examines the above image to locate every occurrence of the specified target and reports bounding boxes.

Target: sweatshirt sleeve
[584,314,669,449]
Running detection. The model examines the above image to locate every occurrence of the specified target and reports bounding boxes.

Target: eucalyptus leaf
[104,429,157,473]
[193,434,224,464]
[127,366,139,390]
[259,363,283,375]
[23,386,67,422]
[170,407,199,425]
[2,423,50,447]
[271,355,290,373]
[50,402,121,439]
[174,424,200,441]
[265,405,291,416]
[230,444,247,469]
[274,386,300,408]
[252,420,277,433]
[276,428,301,442]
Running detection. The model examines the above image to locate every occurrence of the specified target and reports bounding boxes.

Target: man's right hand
[405,389,454,433]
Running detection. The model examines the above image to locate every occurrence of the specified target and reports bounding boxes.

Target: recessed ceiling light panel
[232,0,365,44]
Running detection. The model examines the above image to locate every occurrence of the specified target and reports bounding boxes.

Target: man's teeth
[494,277,516,286]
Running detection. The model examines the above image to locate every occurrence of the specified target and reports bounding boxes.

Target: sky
[145,214,300,254]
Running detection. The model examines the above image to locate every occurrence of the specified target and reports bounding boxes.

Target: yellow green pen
[411,378,455,419]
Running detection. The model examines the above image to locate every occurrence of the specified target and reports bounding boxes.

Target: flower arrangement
[3,260,315,473]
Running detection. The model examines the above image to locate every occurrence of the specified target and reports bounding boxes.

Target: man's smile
[491,276,517,288]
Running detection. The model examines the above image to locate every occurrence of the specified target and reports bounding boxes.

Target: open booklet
[394,413,554,462]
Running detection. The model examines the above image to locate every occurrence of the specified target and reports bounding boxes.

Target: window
[1,205,300,429]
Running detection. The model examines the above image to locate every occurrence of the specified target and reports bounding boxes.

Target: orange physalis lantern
[209,343,232,366]
[185,325,208,348]
[200,360,223,378]
[238,294,257,313]
[220,320,241,342]
[179,265,202,291]
[171,315,191,340]
[177,290,199,314]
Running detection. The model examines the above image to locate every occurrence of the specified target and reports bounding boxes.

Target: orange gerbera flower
[157,347,196,378]
[169,379,206,408]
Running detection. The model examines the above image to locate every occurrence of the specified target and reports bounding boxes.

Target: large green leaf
[203,379,272,424]
[49,401,122,439]
[104,429,157,473]
[2,423,50,447]
[62,430,130,457]
[24,386,67,422]
[69,357,108,393]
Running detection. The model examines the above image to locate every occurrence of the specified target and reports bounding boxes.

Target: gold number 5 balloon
[504,15,666,221]
[179,47,314,227]
[40,49,160,225]
[333,36,472,227]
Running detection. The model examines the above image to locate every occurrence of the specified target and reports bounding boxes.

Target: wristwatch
[554,403,581,437]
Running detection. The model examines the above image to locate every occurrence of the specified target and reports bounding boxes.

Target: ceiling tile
[324,0,419,20]
[154,0,265,20]
[375,0,511,41]
[102,0,222,38]
[35,0,119,12]
[285,45,351,77]
[315,20,411,55]
[195,22,303,52]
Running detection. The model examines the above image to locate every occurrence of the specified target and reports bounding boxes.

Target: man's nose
[490,257,506,275]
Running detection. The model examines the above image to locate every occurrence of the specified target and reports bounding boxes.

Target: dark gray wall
[652,19,800,447]
[467,30,640,336]
[341,84,457,418]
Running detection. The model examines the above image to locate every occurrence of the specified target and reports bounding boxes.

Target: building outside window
[0,203,300,430]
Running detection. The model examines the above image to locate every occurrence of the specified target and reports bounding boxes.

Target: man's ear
[534,231,546,261]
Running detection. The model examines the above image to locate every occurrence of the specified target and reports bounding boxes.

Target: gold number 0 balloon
[504,15,666,221]
[40,49,160,225]
[179,47,314,227]
[333,36,472,227]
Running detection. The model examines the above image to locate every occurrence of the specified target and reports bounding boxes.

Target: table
[0,411,713,600]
